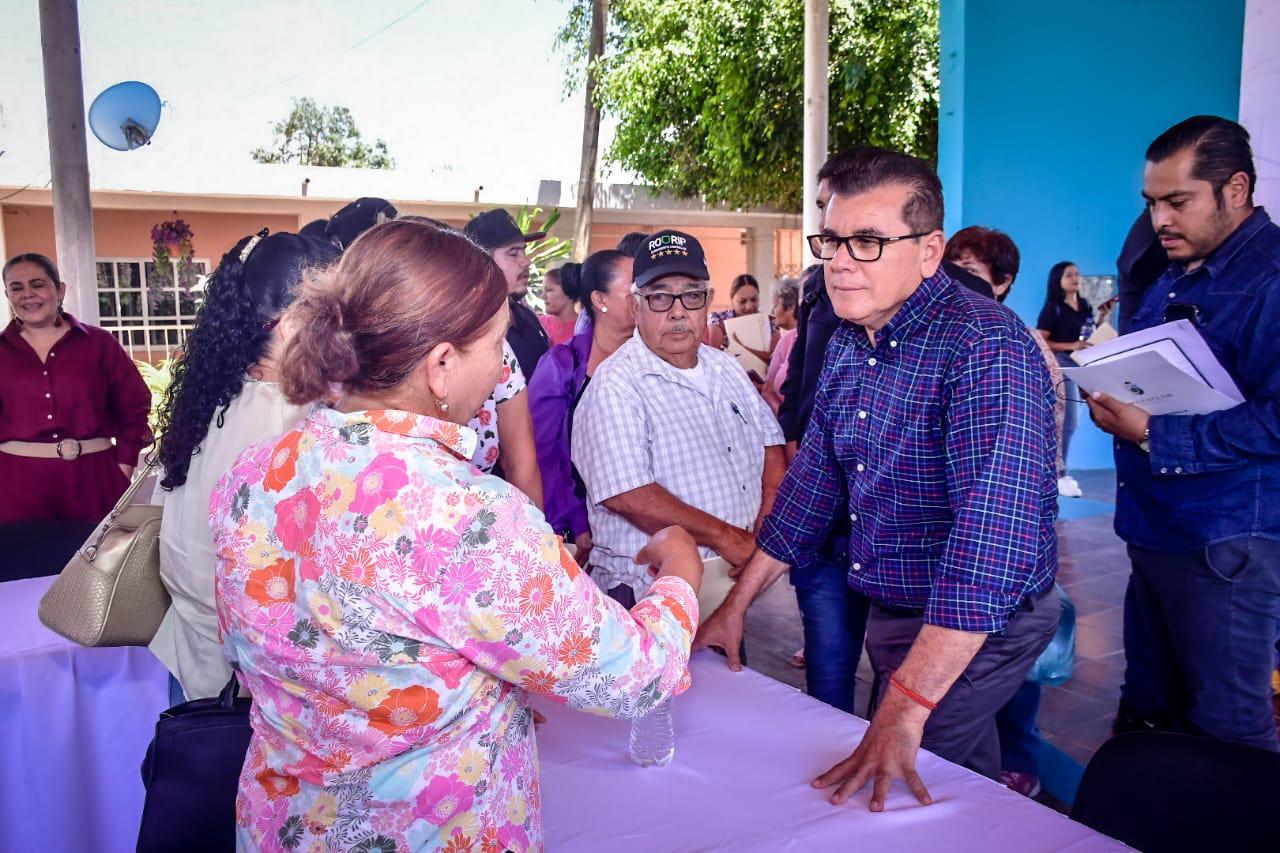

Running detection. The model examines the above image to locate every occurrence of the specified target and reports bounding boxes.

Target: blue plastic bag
[1026,584,1076,687]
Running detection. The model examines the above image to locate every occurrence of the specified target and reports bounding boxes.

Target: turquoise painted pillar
[939,0,1246,470]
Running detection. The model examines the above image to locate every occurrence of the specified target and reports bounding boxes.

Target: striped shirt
[572,332,784,596]
[757,271,1058,633]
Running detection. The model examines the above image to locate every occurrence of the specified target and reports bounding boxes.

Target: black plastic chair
[1072,730,1280,852]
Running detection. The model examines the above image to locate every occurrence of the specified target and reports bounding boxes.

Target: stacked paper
[1062,320,1242,416]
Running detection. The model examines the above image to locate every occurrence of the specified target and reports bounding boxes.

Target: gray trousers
[865,586,1059,779]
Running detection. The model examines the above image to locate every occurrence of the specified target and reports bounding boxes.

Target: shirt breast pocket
[723,399,765,465]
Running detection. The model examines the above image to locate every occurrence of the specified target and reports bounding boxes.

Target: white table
[0,574,170,853]
[535,653,1125,852]
[2,575,1123,852]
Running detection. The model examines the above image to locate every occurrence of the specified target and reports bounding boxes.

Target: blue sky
[0,0,617,194]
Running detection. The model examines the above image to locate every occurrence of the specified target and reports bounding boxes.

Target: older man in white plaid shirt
[572,229,786,605]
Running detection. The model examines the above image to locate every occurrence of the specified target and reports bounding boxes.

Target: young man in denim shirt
[1089,116,1280,749]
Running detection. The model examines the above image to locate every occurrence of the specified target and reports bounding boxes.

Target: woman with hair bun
[386,216,543,507]
[150,229,339,701]
[528,249,636,565]
[0,252,151,524]
[212,220,701,852]
[538,263,580,345]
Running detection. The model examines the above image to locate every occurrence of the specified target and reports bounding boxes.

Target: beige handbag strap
[82,459,160,561]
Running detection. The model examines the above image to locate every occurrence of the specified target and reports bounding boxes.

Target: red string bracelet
[889,674,938,711]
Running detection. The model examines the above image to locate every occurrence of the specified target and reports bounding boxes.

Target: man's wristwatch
[1138,425,1150,454]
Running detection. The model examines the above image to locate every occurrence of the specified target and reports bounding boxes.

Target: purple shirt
[757,271,1058,633]
[528,329,593,538]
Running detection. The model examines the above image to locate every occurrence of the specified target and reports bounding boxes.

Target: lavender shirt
[528,329,594,539]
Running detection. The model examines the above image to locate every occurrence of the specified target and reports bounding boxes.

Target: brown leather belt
[0,438,114,460]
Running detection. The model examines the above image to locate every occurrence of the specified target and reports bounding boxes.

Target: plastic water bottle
[629,698,675,767]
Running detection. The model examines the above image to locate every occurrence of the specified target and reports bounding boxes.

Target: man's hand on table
[692,602,747,671]
[694,549,790,671]
[812,686,933,811]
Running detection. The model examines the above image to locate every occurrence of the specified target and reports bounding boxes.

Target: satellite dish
[88,81,162,151]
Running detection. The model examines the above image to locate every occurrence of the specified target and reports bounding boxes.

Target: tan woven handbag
[38,461,171,647]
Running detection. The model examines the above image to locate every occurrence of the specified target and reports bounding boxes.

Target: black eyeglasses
[636,289,710,312]
[806,231,931,262]
[1056,378,1089,405]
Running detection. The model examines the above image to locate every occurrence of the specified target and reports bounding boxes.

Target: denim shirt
[1115,207,1280,550]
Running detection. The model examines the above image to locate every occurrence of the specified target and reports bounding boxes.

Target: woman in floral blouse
[211,219,702,853]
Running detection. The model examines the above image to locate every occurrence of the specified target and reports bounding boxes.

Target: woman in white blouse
[150,230,339,701]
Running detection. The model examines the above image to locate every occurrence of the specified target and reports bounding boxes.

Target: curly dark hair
[153,231,337,490]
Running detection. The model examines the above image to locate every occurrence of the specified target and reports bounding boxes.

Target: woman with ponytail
[0,253,152,524]
[528,249,636,565]
[151,230,339,701]
[538,263,580,345]
[211,220,700,851]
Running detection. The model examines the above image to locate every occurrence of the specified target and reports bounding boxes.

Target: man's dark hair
[817,146,944,233]
[1146,115,1255,204]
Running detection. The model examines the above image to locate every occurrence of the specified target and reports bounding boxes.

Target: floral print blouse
[211,405,697,853]
[466,341,524,473]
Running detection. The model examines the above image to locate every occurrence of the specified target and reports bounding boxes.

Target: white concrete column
[747,226,778,300]
[39,0,99,324]
[1241,0,1280,210]
[803,0,830,258]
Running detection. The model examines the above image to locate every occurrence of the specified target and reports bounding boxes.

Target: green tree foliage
[556,0,938,210]
[252,97,395,169]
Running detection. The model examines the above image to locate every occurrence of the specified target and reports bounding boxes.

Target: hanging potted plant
[150,219,196,289]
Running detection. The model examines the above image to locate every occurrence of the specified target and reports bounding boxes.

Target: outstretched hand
[812,698,932,812]
[692,604,746,671]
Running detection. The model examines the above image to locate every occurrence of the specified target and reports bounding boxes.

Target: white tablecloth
[536,653,1123,851]
[2,575,1123,852]
[0,575,170,853]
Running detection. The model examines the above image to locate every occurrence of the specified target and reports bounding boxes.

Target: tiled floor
[1040,469,1129,766]
[741,468,1131,766]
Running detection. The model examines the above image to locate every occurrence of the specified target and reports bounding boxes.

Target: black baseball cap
[464,208,547,251]
[631,229,710,289]
[325,197,398,250]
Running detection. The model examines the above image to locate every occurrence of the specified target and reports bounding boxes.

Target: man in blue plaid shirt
[697,147,1060,811]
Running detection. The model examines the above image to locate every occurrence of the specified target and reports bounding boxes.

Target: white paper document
[1086,322,1118,345]
[696,557,734,618]
[1070,319,1244,402]
[723,313,771,379]
[1061,350,1239,416]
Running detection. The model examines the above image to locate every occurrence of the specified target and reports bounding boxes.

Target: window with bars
[95,257,208,361]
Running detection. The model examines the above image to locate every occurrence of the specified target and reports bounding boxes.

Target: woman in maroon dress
[0,253,152,523]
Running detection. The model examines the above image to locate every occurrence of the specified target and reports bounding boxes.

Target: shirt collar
[626,330,719,389]
[863,267,953,347]
[311,405,478,461]
[62,312,91,334]
[1174,206,1271,279]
